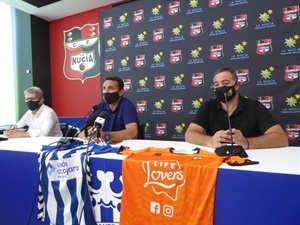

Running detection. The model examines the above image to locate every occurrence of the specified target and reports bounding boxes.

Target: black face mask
[26,100,41,111]
[103,92,120,104]
[214,85,237,103]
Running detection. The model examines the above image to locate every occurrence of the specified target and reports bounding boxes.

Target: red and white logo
[236,69,249,84]
[153,28,164,42]
[208,0,223,8]
[168,1,181,16]
[120,35,131,48]
[233,14,248,30]
[136,100,147,113]
[284,65,300,81]
[170,50,182,64]
[154,76,166,89]
[258,96,274,111]
[133,9,144,23]
[190,22,203,36]
[171,99,183,113]
[155,123,167,136]
[103,17,113,29]
[286,124,300,141]
[105,59,114,72]
[256,39,272,55]
[63,23,100,83]
[210,45,224,60]
[123,79,132,91]
[283,5,300,23]
[135,55,146,68]
[191,73,205,87]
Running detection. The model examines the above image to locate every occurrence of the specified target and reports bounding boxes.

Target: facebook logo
[150,201,160,214]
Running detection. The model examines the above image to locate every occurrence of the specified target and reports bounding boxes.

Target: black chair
[60,123,69,137]
[60,123,79,137]
[138,123,145,139]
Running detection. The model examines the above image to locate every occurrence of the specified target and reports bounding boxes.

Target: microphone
[73,109,102,138]
[92,111,111,139]
[58,105,98,145]
[214,92,248,158]
[64,105,98,138]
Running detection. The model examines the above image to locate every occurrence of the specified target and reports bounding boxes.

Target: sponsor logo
[284,65,300,81]
[136,100,147,113]
[168,1,181,16]
[210,45,224,60]
[256,39,272,55]
[46,163,55,175]
[170,50,182,64]
[105,59,114,72]
[123,79,132,91]
[286,124,300,140]
[46,156,82,181]
[233,14,248,30]
[283,5,300,23]
[135,55,146,68]
[143,160,185,201]
[155,123,167,136]
[236,69,249,84]
[154,75,166,89]
[103,17,113,29]
[134,9,144,23]
[171,99,183,113]
[120,34,131,48]
[191,73,205,87]
[258,96,274,111]
[192,98,204,110]
[208,0,223,8]
[153,28,164,42]
[190,22,203,36]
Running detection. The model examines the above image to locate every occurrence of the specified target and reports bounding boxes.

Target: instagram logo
[150,202,160,214]
[163,205,174,217]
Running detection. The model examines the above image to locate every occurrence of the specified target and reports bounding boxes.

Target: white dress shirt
[16,104,62,137]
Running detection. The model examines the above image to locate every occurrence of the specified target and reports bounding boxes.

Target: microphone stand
[214,93,248,158]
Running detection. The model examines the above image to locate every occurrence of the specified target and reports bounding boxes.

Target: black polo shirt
[192,94,279,138]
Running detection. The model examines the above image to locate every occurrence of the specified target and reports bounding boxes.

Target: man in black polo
[185,67,288,149]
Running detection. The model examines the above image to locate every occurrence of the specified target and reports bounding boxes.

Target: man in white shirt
[4,86,62,138]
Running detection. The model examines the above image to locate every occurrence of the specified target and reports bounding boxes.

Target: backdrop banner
[99,0,300,146]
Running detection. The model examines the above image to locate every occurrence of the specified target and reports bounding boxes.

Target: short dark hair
[105,76,124,90]
[212,67,237,82]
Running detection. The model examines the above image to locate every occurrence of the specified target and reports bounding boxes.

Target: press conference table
[0,137,299,225]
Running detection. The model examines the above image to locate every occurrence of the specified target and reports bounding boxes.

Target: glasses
[25,97,39,102]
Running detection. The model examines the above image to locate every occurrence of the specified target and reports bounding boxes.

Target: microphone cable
[64,105,98,138]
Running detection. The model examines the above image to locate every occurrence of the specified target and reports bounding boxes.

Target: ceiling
[1,0,124,22]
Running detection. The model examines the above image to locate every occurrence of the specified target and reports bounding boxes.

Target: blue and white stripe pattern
[38,140,119,225]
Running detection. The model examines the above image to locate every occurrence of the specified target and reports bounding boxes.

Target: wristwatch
[104,131,111,143]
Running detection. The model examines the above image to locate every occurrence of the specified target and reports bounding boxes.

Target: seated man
[82,76,139,143]
[185,67,288,149]
[4,86,62,138]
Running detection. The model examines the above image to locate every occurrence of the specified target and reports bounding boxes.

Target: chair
[60,123,79,137]
[138,123,145,139]
[60,123,69,137]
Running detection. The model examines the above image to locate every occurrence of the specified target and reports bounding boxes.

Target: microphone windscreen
[98,110,111,119]
[92,105,98,111]
[85,110,102,126]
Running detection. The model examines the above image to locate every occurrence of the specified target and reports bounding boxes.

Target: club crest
[63,23,100,83]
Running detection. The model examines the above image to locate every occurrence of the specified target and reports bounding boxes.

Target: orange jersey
[119,147,224,225]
